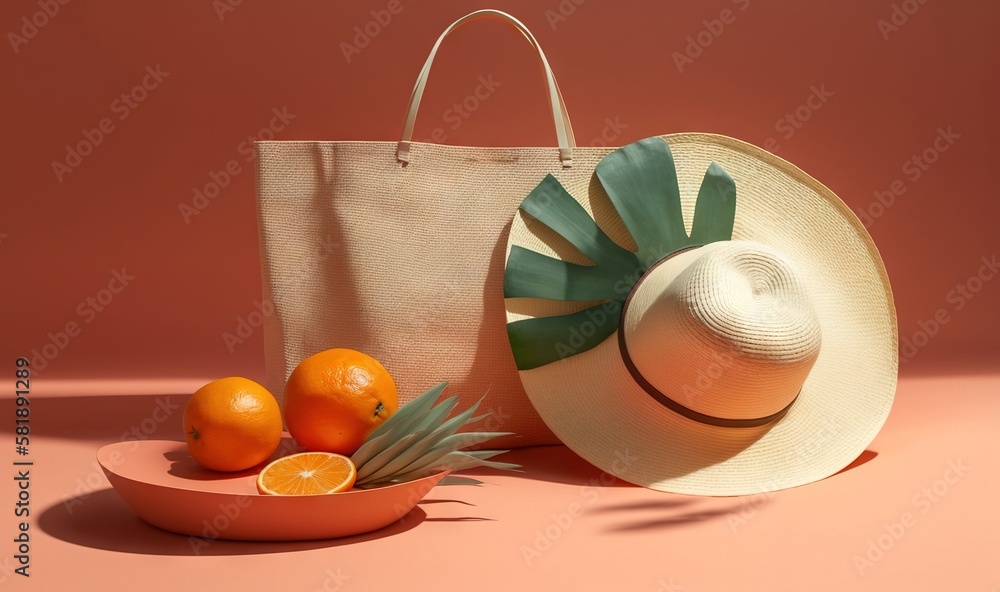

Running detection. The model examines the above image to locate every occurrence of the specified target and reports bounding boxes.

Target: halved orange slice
[256,452,357,495]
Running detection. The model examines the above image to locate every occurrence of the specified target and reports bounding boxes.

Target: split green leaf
[504,137,738,370]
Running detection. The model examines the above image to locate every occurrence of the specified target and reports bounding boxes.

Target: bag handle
[397,9,576,167]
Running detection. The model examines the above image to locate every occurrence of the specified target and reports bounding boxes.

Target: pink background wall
[2,0,997,391]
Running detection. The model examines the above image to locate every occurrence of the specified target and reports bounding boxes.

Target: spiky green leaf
[367,382,446,441]
[351,383,448,467]
[356,429,428,480]
[365,451,522,486]
[374,431,513,484]
[351,383,519,488]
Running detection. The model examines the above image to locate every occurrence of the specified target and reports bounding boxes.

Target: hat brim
[504,133,898,496]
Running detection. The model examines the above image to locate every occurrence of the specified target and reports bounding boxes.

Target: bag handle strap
[397,9,576,167]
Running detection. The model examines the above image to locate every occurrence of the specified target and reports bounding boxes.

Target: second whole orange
[183,377,283,472]
[283,348,399,456]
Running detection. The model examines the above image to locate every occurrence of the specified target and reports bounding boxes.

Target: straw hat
[503,134,897,496]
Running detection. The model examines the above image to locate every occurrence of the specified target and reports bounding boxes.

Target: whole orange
[283,348,398,456]
[183,377,283,472]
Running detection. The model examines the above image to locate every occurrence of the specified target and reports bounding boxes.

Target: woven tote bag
[255,9,612,447]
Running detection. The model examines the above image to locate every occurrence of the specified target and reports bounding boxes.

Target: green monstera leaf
[504,137,737,370]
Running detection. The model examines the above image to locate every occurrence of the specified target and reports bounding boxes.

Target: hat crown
[624,241,822,422]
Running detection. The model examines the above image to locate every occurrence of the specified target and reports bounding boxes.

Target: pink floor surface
[3,373,997,591]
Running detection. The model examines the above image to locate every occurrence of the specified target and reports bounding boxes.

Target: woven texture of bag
[255,10,605,448]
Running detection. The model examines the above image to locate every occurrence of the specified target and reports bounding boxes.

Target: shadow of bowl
[38,489,428,556]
